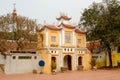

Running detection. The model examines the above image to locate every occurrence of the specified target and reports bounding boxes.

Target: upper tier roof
[44,25,62,30]
[39,24,86,34]
[38,14,86,34]
[56,15,71,20]
[58,23,76,29]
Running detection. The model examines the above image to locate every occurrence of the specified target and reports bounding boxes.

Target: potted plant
[90,58,97,70]
[51,60,56,74]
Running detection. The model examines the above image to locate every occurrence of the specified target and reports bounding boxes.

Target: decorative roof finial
[12,3,17,16]
[13,3,16,10]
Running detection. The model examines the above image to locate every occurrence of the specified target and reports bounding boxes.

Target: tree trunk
[108,49,112,67]
[107,44,112,67]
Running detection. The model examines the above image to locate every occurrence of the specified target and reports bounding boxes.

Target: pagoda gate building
[37,14,91,74]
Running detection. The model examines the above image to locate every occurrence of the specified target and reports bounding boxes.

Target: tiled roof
[75,28,86,34]
[0,41,37,52]
[45,25,62,30]
[56,15,71,20]
[58,23,76,29]
[86,41,100,52]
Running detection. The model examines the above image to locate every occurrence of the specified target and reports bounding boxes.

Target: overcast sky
[0,0,102,24]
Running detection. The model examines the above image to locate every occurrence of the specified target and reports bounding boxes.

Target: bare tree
[0,12,39,52]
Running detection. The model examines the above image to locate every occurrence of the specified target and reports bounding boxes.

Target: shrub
[32,69,37,74]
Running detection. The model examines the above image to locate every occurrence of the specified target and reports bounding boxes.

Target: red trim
[75,29,86,34]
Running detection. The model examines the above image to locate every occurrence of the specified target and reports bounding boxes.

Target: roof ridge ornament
[13,3,16,11]
[12,3,17,16]
[60,12,66,16]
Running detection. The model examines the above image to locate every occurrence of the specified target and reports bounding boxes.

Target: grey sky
[0,0,102,24]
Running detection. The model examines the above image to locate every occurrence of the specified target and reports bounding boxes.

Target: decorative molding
[62,48,75,53]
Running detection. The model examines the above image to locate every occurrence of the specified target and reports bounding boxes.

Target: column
[72,30,75,46]
[46,28,48,47]
[83,54,86,70]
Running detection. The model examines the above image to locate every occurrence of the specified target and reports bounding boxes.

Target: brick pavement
[0,69,120,80]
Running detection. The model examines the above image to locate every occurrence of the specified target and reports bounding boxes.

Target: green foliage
[81,0,120,67]
[90,58,97,69]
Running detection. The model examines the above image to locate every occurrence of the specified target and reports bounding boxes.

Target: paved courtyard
[0,69,120,80]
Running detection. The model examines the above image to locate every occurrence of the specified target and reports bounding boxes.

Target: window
[92,56,98,58]
[64,48,66,51]
[51,36,56,42]
[78,39,81,44]
[18,56,31,59]
[40,34,44,47]
[13,56,16,59]
[68,48,69,51]
[51,51,53,53]
[55,51,56,53]
[34,56,37,59]
[65,32,71,43]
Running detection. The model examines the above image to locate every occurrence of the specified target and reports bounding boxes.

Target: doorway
[64,55,72,70]
[78,56,82,65]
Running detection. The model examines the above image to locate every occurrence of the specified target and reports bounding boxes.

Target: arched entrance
[64,55,72,70]
[78,56,82,65]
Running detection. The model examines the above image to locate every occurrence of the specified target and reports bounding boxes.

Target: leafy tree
[80,0,120,67]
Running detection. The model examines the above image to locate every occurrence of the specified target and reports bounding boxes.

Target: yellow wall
[64,27,74,47]
[37,29,46,48]
[48,29,60,47]
[96,61,106,68]
[41,52,51,74]
[106,52,120,66]
[76,33,85,48]
[85,53,91,70]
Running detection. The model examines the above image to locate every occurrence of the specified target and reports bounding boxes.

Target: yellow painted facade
[91,51,120,68]
[106,52,120,67]
[92,53,106,68]
[76,33,85,48]
[37,15,91,74]
[96,61,106,68]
